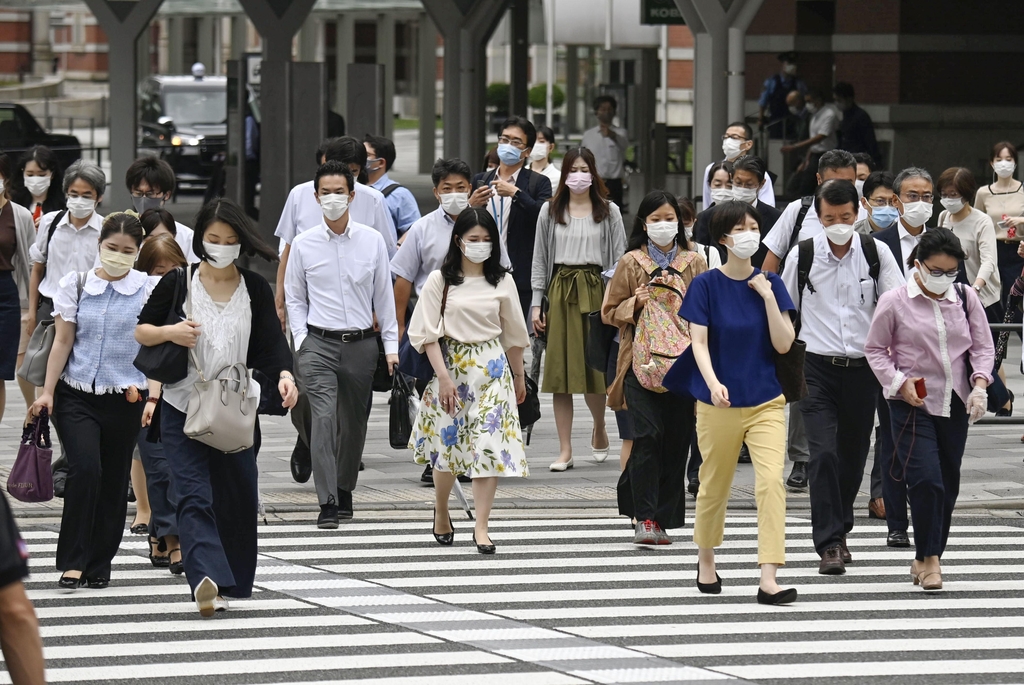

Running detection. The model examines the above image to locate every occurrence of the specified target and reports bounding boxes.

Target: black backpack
[795,232,881,331]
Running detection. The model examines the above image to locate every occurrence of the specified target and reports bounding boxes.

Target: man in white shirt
[285,161,398,529]
[124,156,198,263]
[781,180,903,576]
[781,89,839,197]
[701,122,776,209]
[580,95,628,207]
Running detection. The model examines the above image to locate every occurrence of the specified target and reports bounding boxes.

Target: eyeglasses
[131,191,163,199]
[722,134,748,141]
[939,193,962,200]
[920,262,960,278]
[498,136,527,150]
[867,197,896,207]
[902,192,934,203]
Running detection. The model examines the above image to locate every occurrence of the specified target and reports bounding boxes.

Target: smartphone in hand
[914,378,927,399]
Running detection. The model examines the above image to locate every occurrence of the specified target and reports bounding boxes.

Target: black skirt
[0,271,20,379]
[0,492,29,589]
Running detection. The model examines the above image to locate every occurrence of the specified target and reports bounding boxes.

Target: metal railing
[973,320,1022,425]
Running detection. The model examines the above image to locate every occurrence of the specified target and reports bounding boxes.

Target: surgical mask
[646,221,678,246]
[788,106,801,116]
[66,196,96,219]
[993,160,1016,179]
[461,240,492,264]
[566,171,593,194]
[732,187,758,205]
[806,102,819,115]
[870,205,899,229]
[822,223,855,246]
[683,223,694,240]
[854,179,865,199]
[940,197,965,214]
[916,263,957,295]
[722,137,744,160]
[496,143,523,167]
[202,242,241,270]
[99,248,136,277]
[319,194,349,221]
[725,231,760,260]
[528,144,549,162]
[132,196,163,214]
[23,174,50,196]
[783,63,797,76]
[900,200,933,228]
[439,192,469,216]
[710,188,733,205]
[0,179,4,195]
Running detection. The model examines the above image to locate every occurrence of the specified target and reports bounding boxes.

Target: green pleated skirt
[541,264,607,395]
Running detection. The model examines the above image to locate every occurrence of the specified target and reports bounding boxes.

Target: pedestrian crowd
[0,85,1016,666]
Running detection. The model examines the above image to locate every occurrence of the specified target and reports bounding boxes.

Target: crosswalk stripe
[635,635,1024,658]
[38,614,372,638]
[28,584,244,601]
[713,658,1024,680]
[33,598,310,619]
[256,675,589,685]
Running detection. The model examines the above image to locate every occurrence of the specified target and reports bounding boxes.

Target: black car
[138,75,227,191]
[0,103,81,171]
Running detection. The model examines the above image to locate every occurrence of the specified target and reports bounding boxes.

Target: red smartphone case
[915,378,927,399]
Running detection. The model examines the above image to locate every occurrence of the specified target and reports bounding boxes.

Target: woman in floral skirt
[408,207,530,554]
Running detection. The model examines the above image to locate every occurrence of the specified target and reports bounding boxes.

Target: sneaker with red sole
[633,519,659,545]
[652,521,672,545]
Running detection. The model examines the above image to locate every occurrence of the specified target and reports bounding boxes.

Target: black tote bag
[134,267,189,384]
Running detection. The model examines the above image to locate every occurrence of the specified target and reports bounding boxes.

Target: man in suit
[469,116,553,324]
[694,155,781,269]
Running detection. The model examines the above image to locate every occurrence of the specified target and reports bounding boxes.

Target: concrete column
[231,15,249,58]
[156,18,169,73]
[727,0,763,123]
[298,15,321,62]
[418,12,438,174]
[565,45,579,135]
[196,16,215,70]
[31,9,54,77]
[335,13,354,115]
[509,0,529,116]
[167,16,184,74]
[376,12,396,139]
[136,21,152,79]
[81,0,164,211]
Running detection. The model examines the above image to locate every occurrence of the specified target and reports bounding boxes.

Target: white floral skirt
[410,337,529,478]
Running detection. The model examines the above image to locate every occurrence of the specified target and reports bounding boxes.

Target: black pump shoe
[473,533,496,555]
[432,508,454,546]
[168,547,184,576]
[696,568,722,595]
[757,587,798,605]
[57,573,85,590]
[86,577,109,589]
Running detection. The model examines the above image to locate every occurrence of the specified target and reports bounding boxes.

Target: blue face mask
[871,205,899,229]
[497,143,523,167]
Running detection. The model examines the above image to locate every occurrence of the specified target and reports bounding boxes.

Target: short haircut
[126,155,176,194]
[314,160,355,193]
[318,136,367,167]
[593,95,617,112]
[991,140,1018,164]
[814,179,859,216]
[732,155,766,182]
[63,159,106,197]
[431,158,472,187]
[937,166,978,204]
[99,211,145,247]
[818,149,856,175]
[726,121,753,140]
[893,166,933,196]
[363,134,396,171]
[833,82,855,100]
[863,170,895,198]
[853,152,876,172]
[709,200,763,246]
[140,207,176,237]
[136,233,187,275]
[908,226,965,270]
[500,116,537,150]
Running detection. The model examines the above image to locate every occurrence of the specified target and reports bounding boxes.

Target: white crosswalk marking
[8,514,1023,684]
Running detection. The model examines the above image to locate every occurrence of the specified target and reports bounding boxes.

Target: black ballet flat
[757,587,798,605]
[149,535,170,568]
[57,574,85,590]
[168,548,184,576]
[432,508,454,546]
[472,533,496,555]
[86,577,109,589]
[696,568,722,595]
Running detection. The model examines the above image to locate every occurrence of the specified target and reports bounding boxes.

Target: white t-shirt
[809,104,839,154]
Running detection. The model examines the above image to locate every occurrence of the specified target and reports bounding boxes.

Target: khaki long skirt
[541,264,607,395]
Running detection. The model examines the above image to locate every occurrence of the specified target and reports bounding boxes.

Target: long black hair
[9,145,64,212]
[193,197,279,262]
[440,207,508,287]
[627,190,692,252]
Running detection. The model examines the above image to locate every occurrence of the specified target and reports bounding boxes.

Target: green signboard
[641,0,686,25]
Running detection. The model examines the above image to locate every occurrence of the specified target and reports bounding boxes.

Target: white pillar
[545,0,554,126]
[167,16,184,74]
[335,14,354,115]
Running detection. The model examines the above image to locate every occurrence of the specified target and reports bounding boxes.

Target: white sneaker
[549,457,574,472]
[195,576,219,618]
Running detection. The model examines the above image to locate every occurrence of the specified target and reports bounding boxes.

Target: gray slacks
[296,333,377,505]
[787,398,809,464]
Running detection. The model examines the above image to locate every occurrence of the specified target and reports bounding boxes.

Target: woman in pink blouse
[865,228,994,592]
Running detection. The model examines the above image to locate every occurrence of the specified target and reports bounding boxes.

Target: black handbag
[518,376,541,429]
[134,267,189,384]
[774,339,808,403]
[397,283,450,381]
[372,337,392,392]
[389,371,416,449]
[585,311,616,372]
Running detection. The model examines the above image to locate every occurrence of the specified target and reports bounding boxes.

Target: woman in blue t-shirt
[672,200,798,606]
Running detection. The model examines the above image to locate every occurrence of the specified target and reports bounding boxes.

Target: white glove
[967,386,987,425]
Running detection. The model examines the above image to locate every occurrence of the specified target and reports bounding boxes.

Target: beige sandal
[910,561,921,586]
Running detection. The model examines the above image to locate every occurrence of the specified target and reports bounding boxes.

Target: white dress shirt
[782,232,904,358]
[702,160,776,209]
[486,167,519,240]
[894,223,924,279]
[808,104,840,154]
[285,219,398,354]
[764,197,869,259]
[274,180,397,257]
[173,221,200,263]
[30,209,104,300]
[580,125,628,180]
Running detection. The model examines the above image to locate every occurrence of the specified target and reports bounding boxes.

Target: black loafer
[473,533,496,554]
[57,574,85,589]
[687,480,699,497]
[290,436,312,484]
[421,464,434,484]
[757,587,798,605]
[317,504,339,529]
[337,489,354,520]
[696,568,722,595]
[86,577,109,589]
[786,462,808,489]
[130,522,148,535]
[887,530,910,548]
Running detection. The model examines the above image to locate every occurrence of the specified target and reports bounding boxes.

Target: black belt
[307,325,378,343]
[807,352,868,368]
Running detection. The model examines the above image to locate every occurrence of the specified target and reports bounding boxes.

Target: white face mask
[528,143,549,162]
[710,188,733,205]
[822,222,855,246]
[722,138,744,161]
[203,241,241,269]
[993,160,1016,179]
[783,63,797,76]
[438,192,469,216]
[916,263,957,295]
[0,178,4,195]
[66,196,96,219]
[900,200,933,228]
[940,197,965,214]
[461,240,492,264]
[683,223,694,240]
[725,231,760,260]
[99,248,136,277]
[646,221,678,246]
[806,102,819,115]
[23,174,50,197]
[732,187,758,205]
[319,194,349,222]
[854,179,865,199]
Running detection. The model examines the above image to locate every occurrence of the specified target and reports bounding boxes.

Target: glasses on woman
[920,262,960,278]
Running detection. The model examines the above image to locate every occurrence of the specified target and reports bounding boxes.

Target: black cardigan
[138,264,292,386]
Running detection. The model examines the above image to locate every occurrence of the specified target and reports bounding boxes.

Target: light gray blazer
[9,201,36,308]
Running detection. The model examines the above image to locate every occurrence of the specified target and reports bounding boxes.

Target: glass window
[162,90,226,127]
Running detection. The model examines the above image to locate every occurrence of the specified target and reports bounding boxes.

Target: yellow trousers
[694,395,787,565]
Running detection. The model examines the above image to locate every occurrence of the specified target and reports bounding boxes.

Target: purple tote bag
[8,409,54,503]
